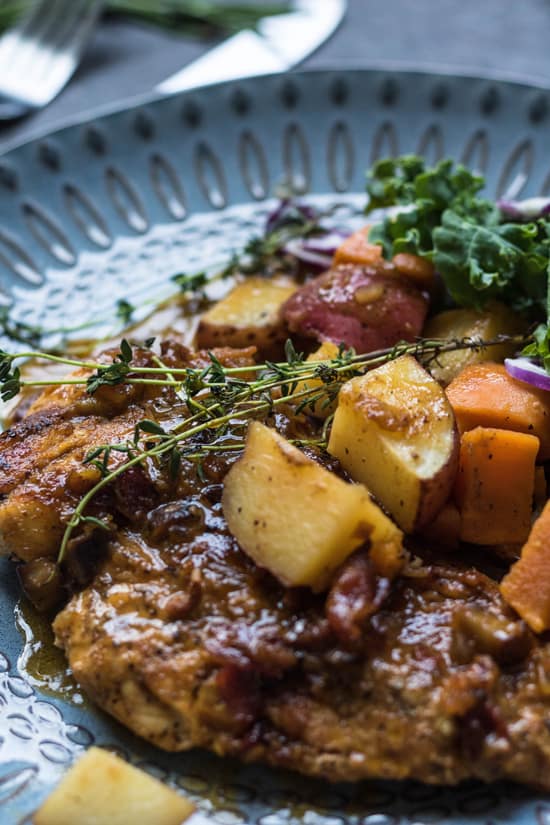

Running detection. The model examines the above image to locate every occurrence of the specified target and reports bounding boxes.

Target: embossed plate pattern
[1,69,550,823]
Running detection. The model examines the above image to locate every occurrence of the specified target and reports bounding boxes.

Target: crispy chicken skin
[0,402,144,561]
[3,341,550,788]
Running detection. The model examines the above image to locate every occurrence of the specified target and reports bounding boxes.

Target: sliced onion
[283,237,334,270]
[265,199,319,233]
[498,197,550,221]
[505,356,550,391]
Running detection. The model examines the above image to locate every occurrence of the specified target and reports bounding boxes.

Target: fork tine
[0,0,51,63]
[0,0,102,109]
[0,0,66,77]
[13,0,61,39]
[0,3,49,70]
[45,3,103,98]
[47,0,99,55]
[35,0,97,94]
[26,0,87,77]
[32,0,101,99]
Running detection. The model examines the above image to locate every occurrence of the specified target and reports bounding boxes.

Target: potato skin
[196,276,297,358]
[414,462,459,533]
[328,355,459,533]
[222,422,403,591]
[281,264,428,353]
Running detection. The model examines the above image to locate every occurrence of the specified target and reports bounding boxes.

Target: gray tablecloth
[2,0,550,152]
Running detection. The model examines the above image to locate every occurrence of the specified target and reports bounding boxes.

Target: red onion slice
[300,230,349,253]
[283,238,334,270]
[498,197,550,221]
[265,199,319,233]
[505,357,550,391]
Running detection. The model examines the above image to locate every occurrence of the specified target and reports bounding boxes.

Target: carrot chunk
[446,362,550,460]
[501,500,550,633]
[454,427,539,545]
[333,229,434,290]
[333,228,383,267]
[392,252,435,288]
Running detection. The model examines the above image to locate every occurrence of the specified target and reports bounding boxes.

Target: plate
[1,68,550,824]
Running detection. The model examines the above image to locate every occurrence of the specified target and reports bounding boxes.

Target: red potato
[328,355,458,533]
[281,264,429,354]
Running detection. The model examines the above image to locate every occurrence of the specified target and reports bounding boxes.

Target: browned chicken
[2,341,550,788]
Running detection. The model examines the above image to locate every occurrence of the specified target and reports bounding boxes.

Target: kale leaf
[365,155,550,364]
[432,210,550,311]
[366,156,496,258]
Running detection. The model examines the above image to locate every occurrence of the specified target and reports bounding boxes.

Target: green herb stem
[57,381,319,563]
[50,331,531,564]
[7,332,530,383]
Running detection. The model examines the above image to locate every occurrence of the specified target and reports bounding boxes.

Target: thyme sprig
[0,332,529,564]
[0,333,530,403]
[171,200,334,294]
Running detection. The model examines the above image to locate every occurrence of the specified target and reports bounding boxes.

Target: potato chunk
[196,276,297,356]
[222,422,403,591]
[33,747,194,825]
[328,355,458,533]
[292,340,340,419]
[424,302,525,385]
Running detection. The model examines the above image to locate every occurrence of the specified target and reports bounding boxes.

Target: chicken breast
[3,341,550,789]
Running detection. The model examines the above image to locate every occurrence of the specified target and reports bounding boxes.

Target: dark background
[2,0,550,152]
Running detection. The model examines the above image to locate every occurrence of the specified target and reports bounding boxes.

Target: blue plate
[1,68,550,824]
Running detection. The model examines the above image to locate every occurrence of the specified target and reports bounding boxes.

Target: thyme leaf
[86,339,133,394]
[116,299,135,325]
[1,332,532,567]
[15,332,522,565]
[172,272,209,293]
[0,307,44,349]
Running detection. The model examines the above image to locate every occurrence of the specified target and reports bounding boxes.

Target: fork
[0,0,103,121]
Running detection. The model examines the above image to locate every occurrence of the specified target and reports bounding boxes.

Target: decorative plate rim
[2,66,550,825]
[3,63,550,158]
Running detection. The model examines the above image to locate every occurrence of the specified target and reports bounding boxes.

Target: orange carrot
[501,500,550,633]
[454,427,539,545]
[333,227,383,267]
[333,228,435,289]
[446,362,550,460]
[392,252,435,288]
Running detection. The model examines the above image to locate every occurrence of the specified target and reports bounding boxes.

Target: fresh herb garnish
[0,332,529,562]
[0,351,21,401]
[366,155,550,364]
[116,299,135,325]
[0,306,45,349]
[172,272,209,293]
[366,156,496,259]
[86,339,134,393]
[220,199,330,279]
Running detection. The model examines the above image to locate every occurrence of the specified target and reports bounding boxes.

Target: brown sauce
[9,296,205,702]
[16,583,87,707]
